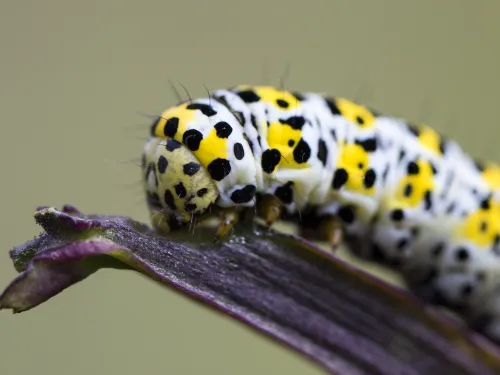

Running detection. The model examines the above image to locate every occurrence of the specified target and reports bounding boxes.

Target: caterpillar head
[143,137,219,232]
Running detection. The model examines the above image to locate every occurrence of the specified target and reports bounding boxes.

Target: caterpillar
[142,85,500,344]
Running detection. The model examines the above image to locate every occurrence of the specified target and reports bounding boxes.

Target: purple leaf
[1,205,500,375]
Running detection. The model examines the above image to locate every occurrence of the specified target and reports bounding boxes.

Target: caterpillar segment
[142,85,500,344]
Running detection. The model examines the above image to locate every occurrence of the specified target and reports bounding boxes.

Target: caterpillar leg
[319,215,344,252]
[215,208,241,241]
[256,194,282,228]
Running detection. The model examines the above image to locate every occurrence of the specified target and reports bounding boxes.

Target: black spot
[480,220,488,232]
[164,190,176,210]
[325,98,341,115]
[461,283,474,297]
[274,182,294,204]
[481,198,491,210]
[186,103,217,116]
[207,158,231,181]
[446,202,456,214]
[355,138,377,152]
[363,169,376,188]
[455,247,470,262]
[439,140,446,154]
[356,116,364,125]
[175,183,187,198]
[233,143,245,160]
[398,149,406,161]
[276,99,289,108]
[197,188,208,197]
[407,161,419,175]
[237,90,261,103]
[371,244,387,263]
[163,117,179,137]
[257,135,262,145]
[184,202,197,212]
[338,206,355,224]
[183,129,203,151]
[403,183,413,197]
[279,116,306,130]
[293,139,311,164]
[246,138,255,155]
[157,155,168,174]
[391,209,404,222]
[146,192,162,209]
[288,139,295,147]
[233,111,245,125]
[382,165,390,182]
[396,238,408,250]
[494,234,500,250]
[476,271,486,282]
[429,162,438,174]
[408,124,420,137]
[432,243,445,257]
[317,139,328,166]
[250,114,258,129]
[166,139,182,151]
[411,227,420,237]
[183,162,201,176]
[474,159,485,171]
[424,190,432,210]
[292,92,305,101]
[330,129,337,141]
[261,149,281,174]
[332,168,348,189]
[214,121,233,138]
[230,185,256,204]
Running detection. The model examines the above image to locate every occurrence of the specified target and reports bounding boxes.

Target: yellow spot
[417,124,443,155]
[153,103,195,141]
[194,128,229,167]
[335,98,375,128]
[482,163,500,190]
[236,85,301,110]
[267,121,307,169]
[336,142,375,195]
[393,159,434,208]
[461,203,500,247]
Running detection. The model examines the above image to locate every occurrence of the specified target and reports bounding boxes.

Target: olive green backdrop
[1,1,500,374]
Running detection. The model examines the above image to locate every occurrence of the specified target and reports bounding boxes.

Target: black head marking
[183,129,203,151]
[293,139,311,164]
[279,116,306,130]
[230,184,256,204]
[186,103,217,116]
[207,158,231,181]
[332,168,348,190]
[317,139,328,166]
[183,162,201,176]
[214,121,233,138]
[261,149,281,174]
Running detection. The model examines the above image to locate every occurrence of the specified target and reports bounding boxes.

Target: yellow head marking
[152,103,196,141]
[393,159,435,208]
[337,142,375,195]
[335,98,375,128]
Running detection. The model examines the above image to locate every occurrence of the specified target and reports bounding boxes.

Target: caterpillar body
[143,85,500,344]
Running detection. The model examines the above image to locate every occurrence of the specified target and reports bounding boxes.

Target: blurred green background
[1,1,500,374]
